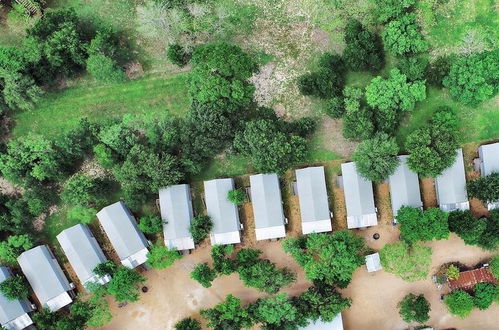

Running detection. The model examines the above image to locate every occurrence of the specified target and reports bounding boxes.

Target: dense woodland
[0,0,498,329]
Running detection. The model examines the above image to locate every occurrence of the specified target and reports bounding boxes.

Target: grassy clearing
[12,73,190,138]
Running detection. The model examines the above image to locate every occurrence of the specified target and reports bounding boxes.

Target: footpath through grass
[12,72,190,138]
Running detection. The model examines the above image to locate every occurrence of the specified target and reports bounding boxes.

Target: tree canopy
[397,206,450,244]
[106,267,146,303]
[444,289,474,318]
[373,0,416,23]
[138,215,164,235]
[382,14,428,56]
[343,19,383,72]
[448,210,487,246]
[467,172,499,205]
[146,244,182,269]
[200,294,253,330]
[380,241,432,281]
[398,293,430,323]
[0,274,30,300]
[473,282,496,310]
[0,234,34,264]
[189,215,213,244]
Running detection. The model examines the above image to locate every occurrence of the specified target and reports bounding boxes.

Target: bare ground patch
[316,117,358,158]
[374,182,393,225]
[421,178,438,208]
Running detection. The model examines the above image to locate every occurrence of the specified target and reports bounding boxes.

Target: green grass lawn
[12,73,190,138]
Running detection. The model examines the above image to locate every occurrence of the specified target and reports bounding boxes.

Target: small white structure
[0,267,33,330]
[435,149,469,212]
[204,178,242,245]
[300,313,344,330]
[250,173,286,240]
[97,201,149,268]
[478,142,499,210]
[18,245,73,312]
[365,253,382,273]
[295,166,332,234]
[159,184,196,251]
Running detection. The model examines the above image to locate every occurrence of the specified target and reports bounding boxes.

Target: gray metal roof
[0,267,32,329]
[97,201,149,263]
[435,149,469,211]
[341,162,377,228]
[479,142,499,176]
[204,178,240,238]
[159,184,195,250]
[388,155,423,217]
[56,224,109,287]
[365,253,382,272]
[300,313,343,330]
[17,245,71,308]
[295,167,331,223]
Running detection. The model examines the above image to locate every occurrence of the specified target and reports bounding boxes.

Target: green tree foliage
[352,133,399,183]
[427,56,451,87]
[380,241,432,281]
[191,263,217,288]
[343,19,383,72]
[283,231,365,287]
[382,14,428,56]
[396,56,428,81]
[406,106,459,177]
[114,144,183,207]
[93,144,116,168]
[473,282,496,310]
[444,289,474,318]
[61,174,105,206]
[478,210,499,250]
[443,50,499,106]
[175,317,201,330]
[398,293,430,323]
[365,69,426,134]
[0,234,34,264]
[373,0,416,23]
[445,265,460,281]
[0,69,42,111]
[397,207,449,244]
[324,96,345,119]
[211,245,236,275]
[86,54,126,84]
[146,244,182,269]
[67,205,97,224]
[200,294,253,330]
[97,118,139,159]
[93,260,117,277]
[167,44,191,67]
[490,255,499,280]
[298,54,345,99]
[138,215,164,235]
[448,210,486,246]
[107,267,146,303]
[83,293,113,328]
[0,195,33,234]
[234,119,307,175]
[467,172,499,205]
[32,309,61,330]
[342,87,375,141]
[251,293,297,329]
[227,189,245,205]
[189,215,213,244]
[0,275,30,300]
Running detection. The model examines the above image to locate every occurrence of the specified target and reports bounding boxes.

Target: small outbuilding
[295,166,332,234]
[57,224,111,289]
[249,173,286,240]
[0,267,33,330]
[388,155,423,219]
[17,245,73,312]
[97,201,149,268]
[478,142,499,210]
[365,253,382,273]
[341,162,377,229]
[299,313,344,330]
[204,178,242,245]
[159,184,195,251]
[435,149,469,212]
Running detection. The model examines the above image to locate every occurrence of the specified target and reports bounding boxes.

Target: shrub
[93,144,116,168]
[189,215,213,244]
[107,267,146,303]
[138,215,164,235]
[397,207,450,244]
[93,261,117,277]
[146,244,182,269]
[427,56,451,87]
[67,205,97,224]
[167,44,190,67]
[61,174,103,206]
[467,172,499,205]
[446,265,460,280]
[0,234,34,264]
[380,241,432,281]
[0,275,30,300]
[396,56,428,81]
[343,19,383,72]
[490,255,499,280]
[448,210,486,246]
[373,0,416,23]
[473,282,496,310]
[175,317,201,330]
[324,96,345,118]
[398,293,430,323]
[227,189,245,205]
[382,14,428,56]
[86,54,126,84]
[444,289,474,318]
[297,53,345,99]
[191,263,217,288]
[211,245,236,275]
[201,295,253,330]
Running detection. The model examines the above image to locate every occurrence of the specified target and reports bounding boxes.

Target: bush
[397,207,450,244]
[146,244,182,269]
[191,263,217,288]
[86,54,126,84]
[201,295,253,330]
[227,189,245,205]
[61,174,104,206]
[167,44,190,67]
[107,267,146,303]
[382,14,428,56]
[373,0,416,23]
[93,261,117,277]
[444,289,474,318]
[473,282,496,310]
[398,293,430,323]
[342,87,375,141]
[380,241,432,281]
[446,265,460,280]
[343,19,383,72]
[189,215,213,244]
[67,205,97,224]
[448,210,486,246]
[396,56,428,81]
[477,210,499,250]
[0,275,30,300]
[211,245,236,275]
[138,215,164,235]
[93,144,116,168]
[0,234,34,264]
[297,53,345,99]
[467,172,499,205]
[175,317,201,330]
[324,97,345,118]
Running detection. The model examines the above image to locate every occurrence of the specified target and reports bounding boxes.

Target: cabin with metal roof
[388,155,423,219]
[249,173,286,240]
[341,162,377,229]
[0,267,33,330]
[478,142,499,210]
[56,224,111,290]
[204,178,241,245]
[295,167,332,234]
[159,184,195,251]
[435,149,469,212]
[97,201,149,268]
[17,245,73,312]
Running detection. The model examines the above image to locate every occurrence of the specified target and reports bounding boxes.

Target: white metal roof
[341,162,377,228]
[388,155,423,218]
[300,313,344,330]
[365,253,382,272]
[57,224,110,289]
[250,173,286,240]
[295,167,332,234]
[159,184,195,250]
[479,142,499,176]
[435,149,469,212]
[97,201,149,268]
[204,178,241,245]
[17,246,72,311]
[0,267,33,330]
